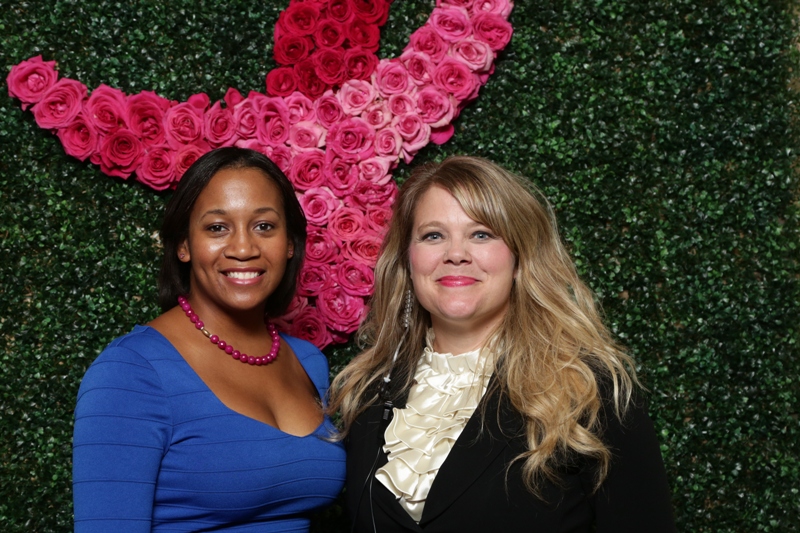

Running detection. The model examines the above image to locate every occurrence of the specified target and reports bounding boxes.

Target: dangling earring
[380,289,414,422]
[179,253,186,260]
[401,289,413,330]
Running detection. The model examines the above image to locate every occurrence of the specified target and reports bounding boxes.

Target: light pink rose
[400,50,435,86]
[6,55,58,110]
[315,90,345,129]
[348,180,398,209]
[451,38,494,72]
[344,47,379,81]
[56,113,98,161]
[429,5,473,43]
[313,47,347,86]
[204,101,237,147]
[266,67,298,97]
[359,156,394,185]
[473,0,514,18]
[305,228,341,265]
[298,186,339,226]
[328,206,366,242]
[289,307,333,349]
[84,84,127,134]
[374,126,403,157]
[297,263,335,297]
[393,113,431,162]
[164,102,204,149]
[374,60,411,97]
[327,117,375,161]
[342,233,383,267]
[314,18,346,49]
[366,205,393,233]
[433,57,480,102]
[472,12,514,51]
[338,80,376,116]
[415,86,455,128]
[278,2,320,36]
[255,97,290,146]
[407,25,448,63]
[336,260,375,297]
[324,154,359,195]
[388,94,415,116]
[317,286,367,333]
[126,91,171,145]
[92,128,143,179]
[289,149,327,191]
[363,99,392,129]
[285,92,316,124]
[136,146,176,191]
[290,120,326,151]
[32,78,87,130]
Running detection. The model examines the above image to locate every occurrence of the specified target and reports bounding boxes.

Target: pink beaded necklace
[178,295,281,366]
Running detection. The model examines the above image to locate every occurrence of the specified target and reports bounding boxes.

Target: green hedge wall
[1,1,798,531]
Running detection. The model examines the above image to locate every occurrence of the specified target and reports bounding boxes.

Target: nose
[224,228,260,260]
[444,237,471,264]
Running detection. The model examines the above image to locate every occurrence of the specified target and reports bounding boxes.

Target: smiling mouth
[224,271,262,280]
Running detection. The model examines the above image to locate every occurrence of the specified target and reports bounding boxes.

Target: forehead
[412,185,480,225]
[193,166,282,212]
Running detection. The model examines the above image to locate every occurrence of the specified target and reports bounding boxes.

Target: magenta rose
[363,99,392,129]
[452,38,494,72]
[204,101,237,147]
[278,2,320,36]
[344,47,379,81]
[56,113,98,161]
[374,126,403,157]
[328,0,355,23]
[297,263,335,297]
[401,50,435,86]
[324,154,359,195]
[136,146,176,191]
[338,79,375,116]
[314,18,346,49]
[264,144,293,174]
[472,12,514,51]
[366,205,393,233]
[224,87,245,108]
[348,180,398,209]
[327,117,375,161]
[32,78,87,130]
[359,156,394,185]
[294,59,329,99]
[474,0,514,18]
[347,18,381,52]
[407,25,448,63]
[430,5,473,43]
[266,67,299,97]
[92,128,143,179]
[388,94,415,116]
[336,260,375,297]
[374,60,411,98]
[313,47,347,86]
[415,85,455,128]
[289,307,333,349]
[164,102,204,149]
[285,92,316,124]
[315,90,345,129]
[298,186,339,226]
[306,228,341,265]
[290,121,326,151]
[342,233,383,267]
[393,113,431,162]
[84,84,127,134]
[290,149,327,191]
[255,97,290,146]
[328,206,366,242]
[274,34,314,66]
[6,55,58,110]
[279,294,309,323]
[433,57,480,102]
[175,143,207,179]
[233,96,260,138]
[126,91,171,145]
[317,286,368,333]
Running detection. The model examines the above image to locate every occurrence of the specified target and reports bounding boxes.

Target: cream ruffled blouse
[375,331,494,522]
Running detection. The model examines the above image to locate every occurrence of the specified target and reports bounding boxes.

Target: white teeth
[226,271,260,279]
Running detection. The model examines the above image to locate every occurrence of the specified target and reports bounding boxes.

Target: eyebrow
[199,207,279,218]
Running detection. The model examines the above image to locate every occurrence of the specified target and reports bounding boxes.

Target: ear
[287,242,294,259]
[178,240,191,262]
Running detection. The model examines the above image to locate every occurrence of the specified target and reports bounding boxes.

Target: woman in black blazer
[329,156,676,532]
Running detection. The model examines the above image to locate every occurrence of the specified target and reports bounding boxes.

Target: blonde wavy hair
[327,155,637,494]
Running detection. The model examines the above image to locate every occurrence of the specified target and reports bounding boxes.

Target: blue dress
[73,325,346,532]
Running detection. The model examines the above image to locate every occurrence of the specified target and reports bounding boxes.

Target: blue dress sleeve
[73,345,172,533]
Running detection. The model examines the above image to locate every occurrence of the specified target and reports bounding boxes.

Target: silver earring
[402,289,413,330]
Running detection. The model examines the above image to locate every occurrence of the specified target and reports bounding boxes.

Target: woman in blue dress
[73,147,346,532]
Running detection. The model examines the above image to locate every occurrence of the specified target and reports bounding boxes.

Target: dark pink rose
[136,146,176,191]
[297,263,335,297]
[187,93,210,111]
[314,18,346,49]
[126,91,171,145]
[264,144,293,174]
[278,294,309,323]
[401,50,435,86]
[174,143,207,179]
[233,96,259,138]
[327,117,375,161]
[415,85,455,128]
[312,47,347,86]
[338,79,375,115]
[363,99,392,129]
[224,87,245,108]
[352,0,390,25]
[336,260,375,297]
[255,97,290,146]
[305,228,341,265]
[374,60,411,97]
[56,112,98,161]
[32,78,87,130]
[298,186,339,226]
[348,180,398,209]
[430,5,472,43]
[342,233,383,267]
[433,57,479,102]
[164,102,204,149]
[393,113,430,162]
[328,0,355,23]
[289,307,333,349]
[294,58,329,99]
[84,84,127,133]
[93,128,143,179]
[388,94,415,116]
[328,206,366,242]
[451,38,494,72]
[274,34,314,66]
[472,12,514,51]
[315,90,345,129]
[359,156,394,185]
[344,47,379,81]
[474,0,514,18]
[324,154,359,195]
[441,0,475,8]
[374,126,402,157]
[407,25,448,63]
[347,18,380,52]
[317,286,368,333]
[6,55,58,110]
[290,121,326,151]
[285,92,316,124]
[290,149,327,191]
[266,67,299,97]
[204,101,237,147]
[278,2,320,36]
[366,205,393,233]
[430,124,455,145]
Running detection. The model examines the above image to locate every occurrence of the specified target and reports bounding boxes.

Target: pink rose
[315,91,345,129]
[264,144,293,174]
[6,55,58,110]
[297,263,335,297]
[393,113,431,162]
[235,138,271,156]
[327,117,375,161]
[204,101,237,147]
[474,0,514,18]
[294,59,328,99]
[374,126,403,157]
[266,67,299,97]
[136,146,176,191]
[164,102,204,149]
[374,60,411,97]
[429,5,472,43]
[401,50,435,86]
[289,307,333,349]
[274,35,314,66]
[278,2,320,36]
[255,97,290,146]
[126,91,171,145]
[324,154,359,195]
[388,94,415,116]
[336,260,375,297]
[32,78,87,130]
[224,87,245,108]
[359,156,394,185]
[56,113,98,161]
[298,186,339,226]
[348,180,399,209]
[407,25,448,63]
[313,47,347,86]
[85,84,127,134]
[328,0,355,23]
[415,86,455,128]
[233,96,259,138]
[290,149,327,191]
[277,294,309,323]
[352,0,390,24]
[175,143,207,179]
[285,92,316,124]
[305,228,341,265]
[317,286,367,333]
[472,12,514,51]
[342,233,383,267]
[314,18,346,49]
[433,57,480,102]
[344,47,379,81]
[290,121,326,151]
[363,99,392,129]
[366,205,393,233]
[92,128,143,179]
[440,0,475,8]
[451,38,494,72]
[328,206,366,242]
[348,18,381,52]
[430,124,456,145]
[338,79,376,116]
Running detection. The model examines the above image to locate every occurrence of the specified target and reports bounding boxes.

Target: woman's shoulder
[281,333,330,384]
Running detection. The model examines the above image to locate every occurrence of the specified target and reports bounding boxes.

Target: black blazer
[345,383,676,532]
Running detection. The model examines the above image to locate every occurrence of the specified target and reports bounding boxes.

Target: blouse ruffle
[375,332,493,522]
